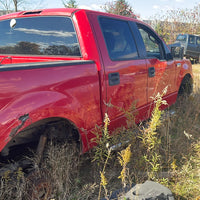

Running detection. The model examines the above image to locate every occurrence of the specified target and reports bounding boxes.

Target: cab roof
[0,8,78,20]
[0,8,141,24]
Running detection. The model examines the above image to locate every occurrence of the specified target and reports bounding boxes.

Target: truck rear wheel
[0,118,80,199]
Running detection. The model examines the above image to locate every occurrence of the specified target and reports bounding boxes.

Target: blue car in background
[171,34,200,63]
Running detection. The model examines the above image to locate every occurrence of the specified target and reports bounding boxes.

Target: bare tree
[13,0,24,11]
[151,4,200,43]
[0,0,43,13]
[0,0,12,13]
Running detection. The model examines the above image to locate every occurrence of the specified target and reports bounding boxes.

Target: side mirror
[171,46,184,60]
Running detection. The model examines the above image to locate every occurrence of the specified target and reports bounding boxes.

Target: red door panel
[146,58,176,103]
[87,13,149,127]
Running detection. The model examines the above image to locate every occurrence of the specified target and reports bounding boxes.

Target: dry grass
[166,64,200,199]
[0,64,200,200]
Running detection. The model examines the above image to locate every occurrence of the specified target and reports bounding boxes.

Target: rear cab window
[0,16,81,56]
[176,34,187,42]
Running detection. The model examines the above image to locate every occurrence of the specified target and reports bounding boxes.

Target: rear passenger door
[88,14,149,126]
[136,23,176,108]
[196,37,200,60]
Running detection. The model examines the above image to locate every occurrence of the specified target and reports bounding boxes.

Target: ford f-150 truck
[0,8,193,162]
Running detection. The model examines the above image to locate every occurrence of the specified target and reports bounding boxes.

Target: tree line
[1,0,200,43]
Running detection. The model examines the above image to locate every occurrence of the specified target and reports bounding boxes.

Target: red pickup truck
[0,8,193,159]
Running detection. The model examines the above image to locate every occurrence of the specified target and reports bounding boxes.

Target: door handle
[148,67,155,77]
[108,72,120,86]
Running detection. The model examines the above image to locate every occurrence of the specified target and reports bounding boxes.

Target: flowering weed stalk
[140,87,168,180]
[118,144,132,188]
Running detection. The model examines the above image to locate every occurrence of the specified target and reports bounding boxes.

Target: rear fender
[0,91,83,153]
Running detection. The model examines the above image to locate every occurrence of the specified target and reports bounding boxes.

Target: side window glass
[189,36,195,44]
[138,25,164,60]
[196,37,200,45]
[99,17,138,60]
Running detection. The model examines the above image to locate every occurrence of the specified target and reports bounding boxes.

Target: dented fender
[0,90,92,153]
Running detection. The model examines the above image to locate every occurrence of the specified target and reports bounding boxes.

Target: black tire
[178,75,193,97]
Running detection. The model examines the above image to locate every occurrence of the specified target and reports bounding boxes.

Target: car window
[197,37,200,45]
[176,35,187,42]
[189,36,195,44]
[0,16,81,56]
[137,25,164,60]
[99,17,138,60]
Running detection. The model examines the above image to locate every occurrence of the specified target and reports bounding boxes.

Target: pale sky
[36,0,200,20]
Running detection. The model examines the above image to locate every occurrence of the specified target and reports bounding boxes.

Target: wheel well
[1,117,81,158]
[178,74,193,97]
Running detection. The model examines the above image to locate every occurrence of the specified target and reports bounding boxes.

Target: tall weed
[139,87,168,180]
